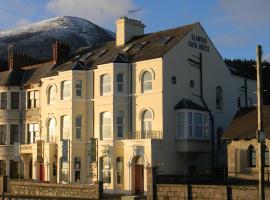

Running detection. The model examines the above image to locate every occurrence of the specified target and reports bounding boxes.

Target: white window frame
[75,80,83,97]
[27,123,39,144]
[48,85,56,105]
[141,71,153,93]
[101,112,111,140]
[175,109,209,140]
[27,90,39,109]
[61,116,71,140]
[61,80,71,100]
[116,73,124,94]
[100,74,111,96]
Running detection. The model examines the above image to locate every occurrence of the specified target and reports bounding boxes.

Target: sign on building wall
[62,139,69,162]
[188,34,210,52]
[88,138,97,163]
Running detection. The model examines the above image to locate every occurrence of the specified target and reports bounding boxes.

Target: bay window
[176,110,209,140]
[75,116,82,139]
[116,73,124,93]
[75,80,82,97]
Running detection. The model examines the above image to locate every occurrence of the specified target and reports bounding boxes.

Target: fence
[147,167,270,200]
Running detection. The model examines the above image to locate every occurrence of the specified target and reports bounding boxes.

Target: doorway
[134,164,144,194]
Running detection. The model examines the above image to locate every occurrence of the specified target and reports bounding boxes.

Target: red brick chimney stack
[52,41,70,64]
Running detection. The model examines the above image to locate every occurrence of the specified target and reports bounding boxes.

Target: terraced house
[0,17,257,194]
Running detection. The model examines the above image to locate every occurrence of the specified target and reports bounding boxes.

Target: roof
[222,105,270,140]
[174,99,207,111]
[0,22,198,86]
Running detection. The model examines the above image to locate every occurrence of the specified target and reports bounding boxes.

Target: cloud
[46,0,138,26]
[15,19,31,27]
[218,0,270,27]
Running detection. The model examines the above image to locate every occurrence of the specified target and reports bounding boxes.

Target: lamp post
[256,45,265,200]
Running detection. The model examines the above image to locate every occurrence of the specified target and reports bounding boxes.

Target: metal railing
[127,131,163,140]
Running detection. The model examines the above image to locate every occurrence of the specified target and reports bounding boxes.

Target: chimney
[7,45,34,70]
[116,17,145,47]
[52,41,70,64]
[8,45,14,70]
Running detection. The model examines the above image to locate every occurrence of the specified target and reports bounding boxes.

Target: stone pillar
[21,155,32,179]
[6,159,10,176]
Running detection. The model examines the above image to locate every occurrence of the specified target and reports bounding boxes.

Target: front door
[135,164,144,194]
[39,163,44,181]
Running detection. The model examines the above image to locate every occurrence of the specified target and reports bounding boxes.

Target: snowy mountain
[263,54,270,63]
[0,16,114,63]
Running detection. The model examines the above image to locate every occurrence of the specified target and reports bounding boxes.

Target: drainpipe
[129,63,133,138]
[198,53,215,171]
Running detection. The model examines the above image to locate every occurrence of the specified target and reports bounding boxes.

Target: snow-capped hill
[263,54,270,63]
[0,16,114,62]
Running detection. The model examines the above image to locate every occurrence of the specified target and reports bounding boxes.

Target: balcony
[0,145,14,157]
[127,131,163,140]
[20,144,33,154]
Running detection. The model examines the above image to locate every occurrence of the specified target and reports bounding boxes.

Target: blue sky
[0,0,269,60]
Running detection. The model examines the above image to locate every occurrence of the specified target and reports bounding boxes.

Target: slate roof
[222,105,270,140]
[0,22,198,86]
[174,99,207,111]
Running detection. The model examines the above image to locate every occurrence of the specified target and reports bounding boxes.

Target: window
[177,111,208,139]
[116,157,123,184]
[53,162,57,177]
[61,81,71,100]
[141,71,152,93]
[176,112,185,138]
[10,124,19,145]
[248,146,256,167]
[10,160,18,179]
[117,111,124,138]
[48,85,56,104]
[217,127,224,151]
[48,118,56,142]
[101,157,111,183]
[216,86,223,111]
[27,91,39,109]
[75,80,82,97]
[101,112,111,139]
[0,160,6,176]
[75,116,82,139]
[27,124,39,144]
[194,113,203,137]
[0,125,7,145]
[265,146,269,167]
[74,157,81,182]
[100,74,111,96]
[0,92,7,109]
[116,73,124,93]
[142,110,152,138]
[61,116,71,140]
[11,92,19,109]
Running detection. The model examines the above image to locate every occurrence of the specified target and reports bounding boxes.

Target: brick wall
[8,180,99,199]
[151,184,270,200]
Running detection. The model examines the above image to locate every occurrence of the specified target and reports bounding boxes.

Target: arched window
[101,112,111,139]
[216,86,223,111]
[61,81,71,100]
[217,127,224,151]
[141,71,152,93]
[48,118,56,142]
[265,146,269,167]
[248,145,256,167]
[117,111,124,138]
[100,74,111,96]
[48,85,56,104]
[61,116,70,140]
[142,110,152,138]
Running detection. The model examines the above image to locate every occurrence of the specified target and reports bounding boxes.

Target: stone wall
[148,184,270,200]
[8,180,99,199]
